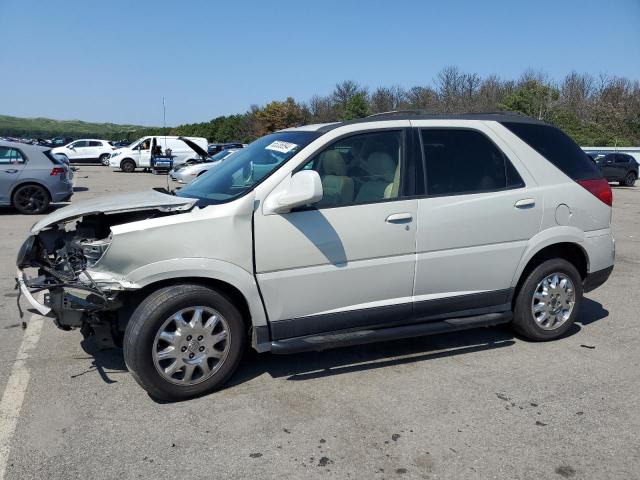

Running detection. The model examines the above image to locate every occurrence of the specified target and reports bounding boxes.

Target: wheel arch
[119,157,136,168]
[511,238,588,306]
[10,180,53,204]
[123,276,252,327]
[110,257,269,344]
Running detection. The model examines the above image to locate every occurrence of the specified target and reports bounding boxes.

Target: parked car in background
[108,135,208,172]
[207,142,244,156]
[111,139,131,149]
[52,139,114,165]
[50,137,74,147]
[16,113,615,400]
[169,148,238,184]
[591,153,638,186]
[0,140,73,214]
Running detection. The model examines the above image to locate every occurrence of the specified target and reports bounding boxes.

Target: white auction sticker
[265,140,298,154]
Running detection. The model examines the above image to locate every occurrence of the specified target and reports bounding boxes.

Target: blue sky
[1,0,638,126]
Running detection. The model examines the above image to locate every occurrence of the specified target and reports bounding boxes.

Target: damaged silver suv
[16,113,615,400]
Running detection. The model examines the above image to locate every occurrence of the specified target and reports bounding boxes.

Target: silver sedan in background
[169,148,238,184]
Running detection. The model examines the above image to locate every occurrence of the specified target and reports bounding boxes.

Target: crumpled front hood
[31,190,198,233]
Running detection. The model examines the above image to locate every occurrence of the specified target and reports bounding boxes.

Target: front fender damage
[17,205,190,347]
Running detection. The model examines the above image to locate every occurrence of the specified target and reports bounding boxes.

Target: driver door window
[303,130,403,208]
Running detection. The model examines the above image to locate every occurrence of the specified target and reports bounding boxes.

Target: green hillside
[0,114,164,140]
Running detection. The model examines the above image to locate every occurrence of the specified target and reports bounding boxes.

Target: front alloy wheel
[124,284,246,401]
[152,306,231,385]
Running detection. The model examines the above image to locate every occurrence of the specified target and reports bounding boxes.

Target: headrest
[320,150,347,176]
[367,152,396,182]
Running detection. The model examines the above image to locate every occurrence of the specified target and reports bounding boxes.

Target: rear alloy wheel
[120,159,136,173]
[512,258,583,341]
[622,171,637,187]
[124,284,246,401]
[12,184,50,214]
[99,154,110,166]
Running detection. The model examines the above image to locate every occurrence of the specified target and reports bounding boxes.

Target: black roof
[317,111,549,133]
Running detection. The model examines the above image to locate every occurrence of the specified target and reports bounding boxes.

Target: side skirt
[270,311,512,354]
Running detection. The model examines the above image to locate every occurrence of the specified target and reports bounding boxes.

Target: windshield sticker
[265,140,298,154]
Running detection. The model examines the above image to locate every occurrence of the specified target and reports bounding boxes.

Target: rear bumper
[54,192,73,202]
[52,183,73,202]
[583,265,614,293]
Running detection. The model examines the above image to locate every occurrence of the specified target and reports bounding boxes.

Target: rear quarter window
[502,122,602,181]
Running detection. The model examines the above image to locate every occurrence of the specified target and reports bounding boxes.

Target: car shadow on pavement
[232,326,517,385]
[77,337,128,384]
[577,297,609,326]
[75,298,609,398]
[232,298,610,386]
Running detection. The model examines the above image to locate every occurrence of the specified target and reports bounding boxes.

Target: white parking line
[0,314,44,480]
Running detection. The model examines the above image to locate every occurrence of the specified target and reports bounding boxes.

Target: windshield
[208,149,235,162]
[128,137,146,150]
[177,131,320,203]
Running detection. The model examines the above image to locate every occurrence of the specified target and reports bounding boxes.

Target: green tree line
[3,68,639,146]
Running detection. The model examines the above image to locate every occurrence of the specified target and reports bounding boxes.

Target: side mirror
[68,145,75,150]
[264,170,323,214]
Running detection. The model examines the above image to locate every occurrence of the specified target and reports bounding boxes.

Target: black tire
[622,171,637,187]
[12,183,50,214]
[99,154,110,166]
[123,284,246,401]
[512,258,583,341]
[120,159,136,173]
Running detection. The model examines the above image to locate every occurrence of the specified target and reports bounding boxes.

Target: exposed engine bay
[16,208,182,346]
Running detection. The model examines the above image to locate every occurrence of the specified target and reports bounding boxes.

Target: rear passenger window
[420,129,523,196]
[89,141,102,147]
[502,122,601,181]
[0,147,26,165]
[303,130,404,208]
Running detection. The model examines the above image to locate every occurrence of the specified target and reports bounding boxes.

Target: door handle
[4,169,18,174]
[514,198,535,209]
[385,213,413,223]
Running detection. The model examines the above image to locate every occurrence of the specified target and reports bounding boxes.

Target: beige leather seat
[384,161,401,198]
[318,150,354,207]
[355,152,398,203]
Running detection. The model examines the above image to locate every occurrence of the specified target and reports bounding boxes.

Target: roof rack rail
[367,110,529,118]
[366,110,424,118]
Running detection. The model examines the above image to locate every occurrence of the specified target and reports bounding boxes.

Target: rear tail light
[577,178,612,206]
[50,167,66,176]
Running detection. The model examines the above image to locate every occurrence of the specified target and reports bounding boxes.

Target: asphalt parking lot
[0,166,639,479]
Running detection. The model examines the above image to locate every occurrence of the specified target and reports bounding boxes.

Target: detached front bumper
[16,269,51,316]
[16,267,122,331]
